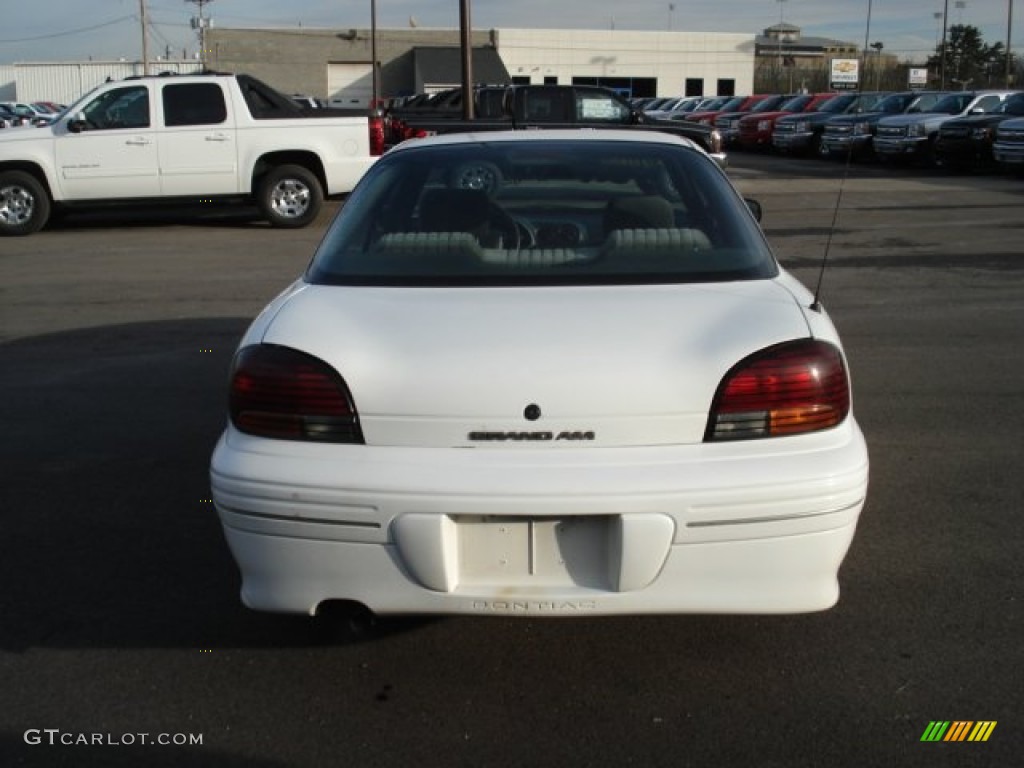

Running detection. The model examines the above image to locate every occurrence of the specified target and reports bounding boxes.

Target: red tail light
[369,114,385,156]
[706,340,850,441]
[229,345,363,443]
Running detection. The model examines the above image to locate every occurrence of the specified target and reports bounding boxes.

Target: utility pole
[139,0,150,75]
[460,0,474,119]
[370,0,379,108]
[185,0,214,67]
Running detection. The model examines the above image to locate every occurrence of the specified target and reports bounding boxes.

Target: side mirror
[67,112,88,133]
[630,109,646,125]
[745,198,763,222]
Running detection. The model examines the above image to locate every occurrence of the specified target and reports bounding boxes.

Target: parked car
[685,94,771,126]
[0,101,51,126]
[647,96,706,120]
[639,96,682,114]
[820,91,947,160]
[934,91,1024,170]
[772,91,886,156]
[714,94,789,147]
[737,93,837,150]
[0,104,21,128]
[874,90,1016,165]
[991,115,1024,170]
[32,101,66,114]
[210,129,869,621]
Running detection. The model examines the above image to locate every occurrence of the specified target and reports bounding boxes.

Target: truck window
[163,83,228,126]
[235,74,305,120]
[575,92,630,123]
[80,86,150,130]
[521,91,563,121]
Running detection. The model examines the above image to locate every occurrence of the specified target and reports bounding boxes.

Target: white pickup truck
[0,72,382,236]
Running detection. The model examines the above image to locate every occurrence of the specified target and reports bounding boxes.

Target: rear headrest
[605,196,675,231]
[419,188,491,233]
[606,228,712,252]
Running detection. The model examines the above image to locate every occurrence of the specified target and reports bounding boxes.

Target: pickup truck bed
[386,85,726,166]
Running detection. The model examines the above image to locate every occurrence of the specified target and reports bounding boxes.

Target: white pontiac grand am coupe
[210,129,868,619]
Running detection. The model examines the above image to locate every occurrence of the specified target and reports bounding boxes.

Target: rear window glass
[307,139,777,287]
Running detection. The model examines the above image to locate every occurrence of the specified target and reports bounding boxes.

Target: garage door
[327,62,374,109]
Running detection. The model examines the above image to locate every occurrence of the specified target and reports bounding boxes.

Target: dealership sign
[830,58,860,90]
[908,68,929,88]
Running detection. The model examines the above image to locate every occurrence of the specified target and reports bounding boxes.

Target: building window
[512,76,531,86]
[544,76,558,85]
[716,79,736,97]
[685,78,703,97]
[570,76,655,99]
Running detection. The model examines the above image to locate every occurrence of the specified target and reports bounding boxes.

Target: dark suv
[934,91,1024,170]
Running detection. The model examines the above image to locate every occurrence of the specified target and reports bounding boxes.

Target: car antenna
[811,0,874,313]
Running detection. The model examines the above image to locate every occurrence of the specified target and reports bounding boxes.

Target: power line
[0,15,134,44]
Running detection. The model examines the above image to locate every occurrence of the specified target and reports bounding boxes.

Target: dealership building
[2,26,756,107]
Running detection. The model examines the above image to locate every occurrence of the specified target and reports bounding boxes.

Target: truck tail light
[369,112,385,156]
[706,340,850,441]
[229,345,363,443]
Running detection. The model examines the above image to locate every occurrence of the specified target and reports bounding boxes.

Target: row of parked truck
[636,88,1024,172]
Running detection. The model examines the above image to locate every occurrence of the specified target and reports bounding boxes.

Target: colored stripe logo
[920,721,997,742]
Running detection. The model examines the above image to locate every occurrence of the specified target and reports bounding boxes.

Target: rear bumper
[210,421,869,616]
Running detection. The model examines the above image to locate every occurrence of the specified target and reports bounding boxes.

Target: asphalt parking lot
[1,153,1021,767]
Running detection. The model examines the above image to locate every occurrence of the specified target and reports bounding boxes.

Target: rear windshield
[307,139,777,287]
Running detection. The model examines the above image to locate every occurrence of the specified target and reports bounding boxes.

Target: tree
[927,24,1010,88]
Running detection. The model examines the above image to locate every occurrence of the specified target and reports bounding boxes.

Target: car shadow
[0,318,435,653]
[43,199,343,232]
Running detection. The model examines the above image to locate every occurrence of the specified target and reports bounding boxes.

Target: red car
[737,93,837,149]
[685,94,773,126]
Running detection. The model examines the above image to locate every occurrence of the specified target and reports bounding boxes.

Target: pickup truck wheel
[0,171,51,236]
[258,165,323,228]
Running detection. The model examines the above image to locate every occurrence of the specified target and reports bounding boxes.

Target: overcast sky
[1,0,1019,65]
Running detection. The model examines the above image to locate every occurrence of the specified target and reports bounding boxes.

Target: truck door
[157,82,238,196]
[55,84,160,200]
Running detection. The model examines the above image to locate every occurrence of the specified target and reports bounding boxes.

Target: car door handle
[124,137,151,146]
[205,134,232,142]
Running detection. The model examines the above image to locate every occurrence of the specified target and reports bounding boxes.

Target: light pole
[776,0,788,92]
[870,41,884,90]
[1007,0,1015,87]
[940,0,950,89]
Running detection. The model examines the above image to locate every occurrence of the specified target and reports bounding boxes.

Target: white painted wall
[496,29,756,96]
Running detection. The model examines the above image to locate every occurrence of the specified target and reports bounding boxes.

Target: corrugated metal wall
[0,66,16,100]
[11,61,204,105]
